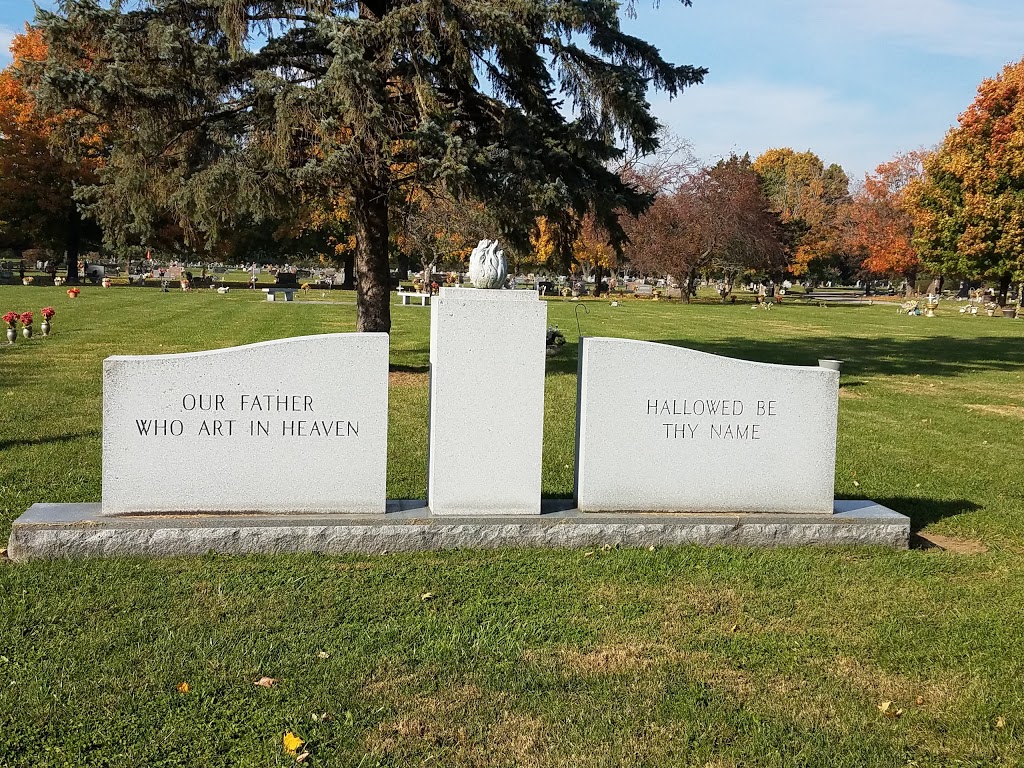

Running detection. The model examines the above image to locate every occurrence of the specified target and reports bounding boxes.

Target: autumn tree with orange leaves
[843,151,926,295]
[907,58,1024,306]
[752,148,849,283]
[0,26,99,281]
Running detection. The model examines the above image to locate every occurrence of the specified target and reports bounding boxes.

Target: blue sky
[3,0,1023,180]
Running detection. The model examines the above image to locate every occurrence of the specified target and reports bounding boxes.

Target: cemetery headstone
[102,333,388,515]
[428,287,546,515]
[575,338,839,514]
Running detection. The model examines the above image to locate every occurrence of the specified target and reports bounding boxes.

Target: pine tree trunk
[351,185,392,333]
[341,251,355,291]
[997,271,1012,306]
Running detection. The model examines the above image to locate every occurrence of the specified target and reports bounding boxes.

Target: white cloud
[651,79,942,179]
[0,25,16,66]
[811,0,1024,59]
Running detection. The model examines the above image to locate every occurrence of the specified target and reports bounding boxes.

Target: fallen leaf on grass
[583,551,594,557]
[420,592,435,601]
[283,732,304,754]
[647,546,656,552]
[878,700,903,718]
[601,544,612,551]
[996,716,1006,729]
[296,751,310,763]
[730,624,739,633]
[176,682,190,694]
[317,651,330,659]
[852,480,861,488]
[254,676,278,688]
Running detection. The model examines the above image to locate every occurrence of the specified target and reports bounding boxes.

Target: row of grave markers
[102,288,839,517]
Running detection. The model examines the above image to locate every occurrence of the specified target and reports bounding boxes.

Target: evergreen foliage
[34,0,705,330]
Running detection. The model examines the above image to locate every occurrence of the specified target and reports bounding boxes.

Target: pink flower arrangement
[2,311,18,328]
[19,311,33,327]
[67,287,81,298]
[41,306,56,320]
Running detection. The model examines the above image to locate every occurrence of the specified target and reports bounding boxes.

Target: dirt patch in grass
[389,371,428,387]
[657,587,744,634]
[839,388,867,399]
[550,644,662,674]
[366,686,549,767]
[827,656,962,709]
[964,403,1024,420]
[361,663,434,699]
[914,532,989,554]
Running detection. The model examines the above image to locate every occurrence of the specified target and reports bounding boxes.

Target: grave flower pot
[5,327,15,344]
[22,325,32,339]
[41,320,50,336]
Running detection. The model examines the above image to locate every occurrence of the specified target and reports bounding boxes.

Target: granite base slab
[7,500,909,560]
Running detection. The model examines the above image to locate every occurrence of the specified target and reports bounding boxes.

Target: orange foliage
[573,213,615,270]
[845,151,925,277]
[0,25,101,249]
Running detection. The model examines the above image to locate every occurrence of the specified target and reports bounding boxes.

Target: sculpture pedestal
[428,289,547,515]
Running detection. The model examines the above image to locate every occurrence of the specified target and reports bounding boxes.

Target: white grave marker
[575,338,839,514]
[428,288,547,515]
[102,333,388,515]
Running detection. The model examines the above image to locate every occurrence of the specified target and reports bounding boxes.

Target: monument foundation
[8,319,911,560]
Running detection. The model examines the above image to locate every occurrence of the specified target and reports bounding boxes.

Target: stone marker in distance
[575,338,839,514]
[102,333,388,515]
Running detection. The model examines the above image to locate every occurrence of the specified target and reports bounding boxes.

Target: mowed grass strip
[1,285,1022,767]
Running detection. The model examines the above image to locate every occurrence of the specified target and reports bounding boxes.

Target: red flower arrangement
[20,311,33,327]
[67,287,81,298]
[41,306,56,320]
[2,311,18,328]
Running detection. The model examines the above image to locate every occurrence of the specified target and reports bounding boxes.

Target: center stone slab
[428,288,547,515]
[575,338,839,514]
[102,333,388,515]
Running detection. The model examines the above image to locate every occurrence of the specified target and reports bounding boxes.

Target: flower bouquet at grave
[41,306,55,336]
[546,326,566,357]
[67,287,80,298]
[19,311,33,339]
[3,311,17,343]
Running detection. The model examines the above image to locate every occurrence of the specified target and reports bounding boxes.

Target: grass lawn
[1,284,1023,767]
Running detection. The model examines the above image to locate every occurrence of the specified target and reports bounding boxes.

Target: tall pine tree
[34,0,704,330]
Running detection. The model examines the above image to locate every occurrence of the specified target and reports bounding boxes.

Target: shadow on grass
[544,334,1023,379]
[0,431,101,451]
[838,495,981,532]
[651,335,1024,378]
[389,363,430,374]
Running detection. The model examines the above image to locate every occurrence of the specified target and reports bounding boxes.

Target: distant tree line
[1,4,1022,317]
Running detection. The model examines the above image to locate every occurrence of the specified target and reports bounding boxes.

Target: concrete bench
[400,292,431,306]
[262,288,295,302]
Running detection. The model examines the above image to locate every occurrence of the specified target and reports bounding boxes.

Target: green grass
[1,284,1023,767]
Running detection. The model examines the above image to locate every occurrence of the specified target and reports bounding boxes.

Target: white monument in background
[427,240,547,515]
